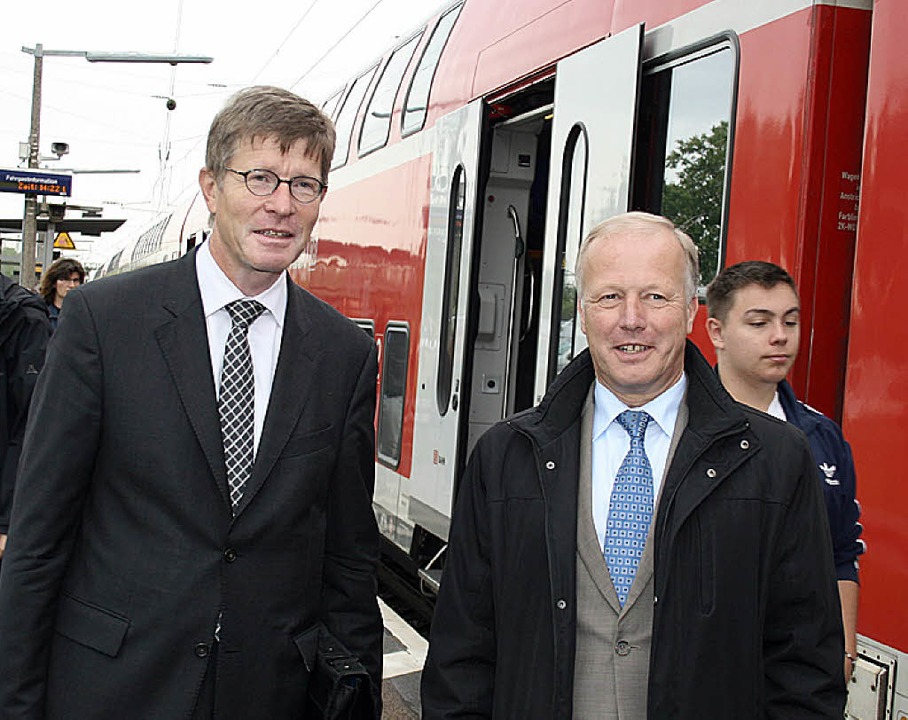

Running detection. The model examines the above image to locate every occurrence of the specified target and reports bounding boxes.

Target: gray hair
[575,211,699,302]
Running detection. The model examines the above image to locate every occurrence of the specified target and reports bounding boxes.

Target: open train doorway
[462,78,555,456]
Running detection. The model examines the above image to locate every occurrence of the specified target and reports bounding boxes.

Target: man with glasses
[0,86,382,719]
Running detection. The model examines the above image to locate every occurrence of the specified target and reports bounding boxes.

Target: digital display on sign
[0,169,72,197]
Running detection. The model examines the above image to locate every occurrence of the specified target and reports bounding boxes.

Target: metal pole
[43,221,56,274]
[19,44,43,287]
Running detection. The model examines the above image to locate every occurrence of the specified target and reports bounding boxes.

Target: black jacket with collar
[0,274,51,534]
[421,341,845,719]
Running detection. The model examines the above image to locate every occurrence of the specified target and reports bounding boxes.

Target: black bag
[305,625,375,720]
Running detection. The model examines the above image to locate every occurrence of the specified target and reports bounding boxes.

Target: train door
[407,102,483,550]
[463,91,552,452]
[407,26,643,565]
[534,25,644,399]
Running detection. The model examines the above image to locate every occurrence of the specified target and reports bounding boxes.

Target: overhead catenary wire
[152,0,392,207]
[249,0,322,84]
[291,0,388,90]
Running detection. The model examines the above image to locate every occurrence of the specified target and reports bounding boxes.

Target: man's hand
[0,533,6,560]
[845,653,856,685]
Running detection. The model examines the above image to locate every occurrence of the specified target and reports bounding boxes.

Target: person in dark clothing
[0,87,381,719]
[0,274,52,564]
[706,259,864,682]
[38,257,85,331]
[422,212,845,719]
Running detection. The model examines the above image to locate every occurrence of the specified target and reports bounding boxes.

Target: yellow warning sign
[54,232,75,250]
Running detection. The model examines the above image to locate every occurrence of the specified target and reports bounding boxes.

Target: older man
[421,212,845,719]
[0,86,382,719]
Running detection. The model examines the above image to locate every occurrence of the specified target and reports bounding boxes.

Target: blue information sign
[0,168,72,197]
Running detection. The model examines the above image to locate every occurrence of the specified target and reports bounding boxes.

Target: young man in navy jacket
[706,260,864,682]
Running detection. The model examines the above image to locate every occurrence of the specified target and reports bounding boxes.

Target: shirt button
[546,461,556,470]
[615,640,631,656]
[224,547,237,563]
[556,599,567,610]
[195,642,210,658]
[740,439,750,450]
[706,468,717,478]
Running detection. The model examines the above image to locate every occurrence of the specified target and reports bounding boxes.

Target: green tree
[662,120,728,286]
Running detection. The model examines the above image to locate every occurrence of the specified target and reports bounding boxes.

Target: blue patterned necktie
[219,299,266,514]
[604,410,654,606]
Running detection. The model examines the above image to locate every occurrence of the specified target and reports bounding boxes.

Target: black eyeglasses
[225,167,327,204]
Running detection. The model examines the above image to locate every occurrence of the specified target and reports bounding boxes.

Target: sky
[0,0,452,267]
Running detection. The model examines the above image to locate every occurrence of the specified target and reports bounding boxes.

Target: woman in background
[39,258,85,331]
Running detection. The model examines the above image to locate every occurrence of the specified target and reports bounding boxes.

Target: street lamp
[18,44,213,284]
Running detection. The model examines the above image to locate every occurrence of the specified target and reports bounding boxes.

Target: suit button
[195,642,210,658]
[224,547,237,563]
[615,640,631,656]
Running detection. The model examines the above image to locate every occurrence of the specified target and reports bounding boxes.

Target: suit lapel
[233,279,317,516]
[154,252,228,505]
[577,387,623,614]
[622,396,689,611]
[581,386,691,615]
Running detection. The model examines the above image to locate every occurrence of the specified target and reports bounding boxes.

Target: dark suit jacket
[0,249,383,719]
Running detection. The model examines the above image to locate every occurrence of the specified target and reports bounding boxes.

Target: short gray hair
[575,211,699,302]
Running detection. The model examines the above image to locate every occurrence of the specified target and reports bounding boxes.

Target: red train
[101,0,905,714]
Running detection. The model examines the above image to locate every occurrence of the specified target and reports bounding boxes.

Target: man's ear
[199,168,218,214]
[705,316,725,351]
[685,296,698,334]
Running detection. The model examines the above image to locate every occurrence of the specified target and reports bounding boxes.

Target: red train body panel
[844,0,908,673]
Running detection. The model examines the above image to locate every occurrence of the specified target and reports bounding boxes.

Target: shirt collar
[196,240,287,328]
[592,372,688,440]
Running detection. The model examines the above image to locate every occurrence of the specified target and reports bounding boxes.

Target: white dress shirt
[591,374,687,550]
[195,241,287,457]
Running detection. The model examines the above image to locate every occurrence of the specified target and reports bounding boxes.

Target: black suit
[0,249,382,718]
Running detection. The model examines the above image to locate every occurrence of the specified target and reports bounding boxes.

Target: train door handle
[521,265,536,342]
[507,205,524,259]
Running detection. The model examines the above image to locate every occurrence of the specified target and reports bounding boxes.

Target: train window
[436,165,466,416]
[378,322,410,468]
[402,3,463,137]
[549,125,588,382]
[359,32,422,156]
[321,88,345,121]
[132,214,172,261]
[331,65,378,170]
[633,43,736,289]
[107,249,123,273]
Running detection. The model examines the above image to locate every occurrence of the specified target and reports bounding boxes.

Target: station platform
[380,598,427,718]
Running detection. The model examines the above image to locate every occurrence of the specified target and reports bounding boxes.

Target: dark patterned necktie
[219,299,266,513]
[603,410,654,606]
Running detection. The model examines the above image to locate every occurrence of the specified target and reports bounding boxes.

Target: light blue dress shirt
[591,374,687,550]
